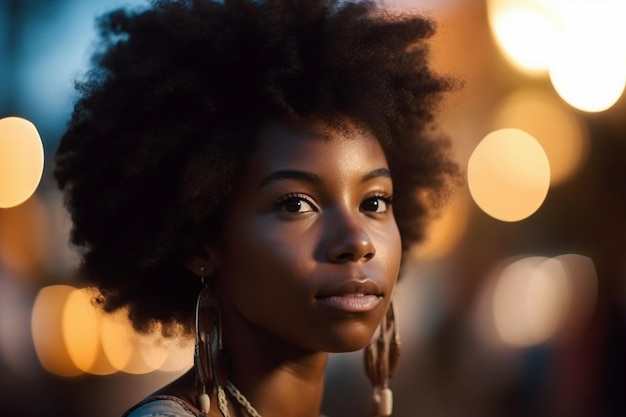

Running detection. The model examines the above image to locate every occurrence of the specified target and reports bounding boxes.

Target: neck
[220,297,328,417]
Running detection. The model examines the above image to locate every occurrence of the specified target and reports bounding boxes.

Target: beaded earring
[194,266,227,415]
[194,267,264,417]
[364,301,400,417]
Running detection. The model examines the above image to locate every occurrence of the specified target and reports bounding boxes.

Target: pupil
[365,199,378,211]
[285,199,302,212]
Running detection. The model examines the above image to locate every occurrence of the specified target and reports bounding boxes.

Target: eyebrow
[258,167,391,189]
[362,168,391,182]
[258,170,322,188]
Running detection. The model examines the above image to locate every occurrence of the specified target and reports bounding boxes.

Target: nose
[325,211,376,263]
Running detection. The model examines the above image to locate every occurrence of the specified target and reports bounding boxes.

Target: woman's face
[212,122,402,353]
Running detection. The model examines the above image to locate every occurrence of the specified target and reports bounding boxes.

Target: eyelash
[361,193,393,213]
[274,193,317,214]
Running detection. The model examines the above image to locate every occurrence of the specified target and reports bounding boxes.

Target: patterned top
[122,395,329,417]
[123,395,205,417]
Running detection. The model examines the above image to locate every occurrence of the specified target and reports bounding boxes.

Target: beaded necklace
[214,381,262,417]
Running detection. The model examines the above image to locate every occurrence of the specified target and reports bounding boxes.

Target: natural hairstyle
[55,0,458,335]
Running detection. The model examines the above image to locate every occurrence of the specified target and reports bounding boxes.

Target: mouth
[316,294,383,312]
[315,280,383,313]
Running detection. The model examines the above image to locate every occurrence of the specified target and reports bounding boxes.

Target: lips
[315,280,383,313]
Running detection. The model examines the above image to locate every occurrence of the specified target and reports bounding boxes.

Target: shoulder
[122,395,204,417]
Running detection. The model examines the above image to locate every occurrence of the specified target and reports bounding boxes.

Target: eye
[360,195,392,213]
[275,193,317,214]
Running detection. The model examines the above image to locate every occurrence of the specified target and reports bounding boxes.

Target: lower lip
[316,295,382,312]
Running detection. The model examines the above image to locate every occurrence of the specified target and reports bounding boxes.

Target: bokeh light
[31,285,83,377]
[548,4,626,112]
[32,286,193,377]
[4,1,623,417]
[487,0,559,73]
[100,308,192,374]
[100,309,135,373]
[101,313,166,375]
[491,90,587,185]
[0,116,45,208]
[467,128,550,222]
[488,0,626,112]
[480,254,598,348]
[126,334,169,375]
[62,288,102,373]
[554,254,598,338]
[157,338,194,372]
[492,256,571,347]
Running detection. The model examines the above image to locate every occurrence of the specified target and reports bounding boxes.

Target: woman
[54,0,457,416]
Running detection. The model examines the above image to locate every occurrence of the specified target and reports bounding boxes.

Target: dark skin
[158,121,402,417]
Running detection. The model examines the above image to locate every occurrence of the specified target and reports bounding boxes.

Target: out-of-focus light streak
[491,90,587,186]
[467,128,550,222]
[0,117,44,208]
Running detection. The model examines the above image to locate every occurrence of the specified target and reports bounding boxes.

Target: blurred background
[1,0,625,416]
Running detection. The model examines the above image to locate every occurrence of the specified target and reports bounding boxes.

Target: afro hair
[55,0,458,334]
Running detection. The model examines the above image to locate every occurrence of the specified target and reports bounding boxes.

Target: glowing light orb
[62,289,102,373]
[549,3,626,112]
[490,254,597,347]
[492,256,570,347]
[100,309,167,374]
[487,0,559,73]
[31,285,83,376]
[550,37,626,112]
[0,117,45,208]
[468,129,550,222]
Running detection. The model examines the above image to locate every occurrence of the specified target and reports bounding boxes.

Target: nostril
[333,250,374,263]
[335,252,355,263]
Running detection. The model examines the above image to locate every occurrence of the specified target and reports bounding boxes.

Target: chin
[321,324,378,353]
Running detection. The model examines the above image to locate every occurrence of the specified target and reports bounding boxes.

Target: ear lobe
[184,246,220,278]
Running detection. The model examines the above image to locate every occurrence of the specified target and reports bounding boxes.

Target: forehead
[249,122,389,175]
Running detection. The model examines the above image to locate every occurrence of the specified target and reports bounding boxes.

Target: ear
[184,245,220,278]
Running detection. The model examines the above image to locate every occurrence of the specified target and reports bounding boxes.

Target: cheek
[374,222,403,278]
[230,217,314,269]
[219,217,316,303]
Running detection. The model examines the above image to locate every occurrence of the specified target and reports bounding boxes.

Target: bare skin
[161,121,402,417]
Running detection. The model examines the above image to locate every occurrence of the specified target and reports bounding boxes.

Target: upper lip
[316,279,382,298]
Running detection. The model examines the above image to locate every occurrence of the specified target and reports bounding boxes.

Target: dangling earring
[194,267,263,417]
[364,301,401,417]
[194,266,228,416]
